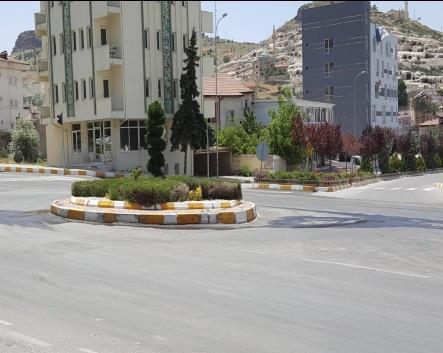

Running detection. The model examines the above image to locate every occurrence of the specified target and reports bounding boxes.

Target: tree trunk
[183,145,188,175]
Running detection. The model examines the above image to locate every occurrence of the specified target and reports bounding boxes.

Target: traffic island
[51,198,256,225]
[251,178,379,192]
[433,182,443,189]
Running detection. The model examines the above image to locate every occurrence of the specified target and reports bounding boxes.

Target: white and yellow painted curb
[51,199,256,225]
[433,182,443,189]
[252,178,379,192]
[70,196,240,210]
[0,164,123,178]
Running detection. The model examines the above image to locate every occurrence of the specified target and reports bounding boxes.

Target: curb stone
[0,164,123,178]
[51,199,257,225]
[251,178,379,192]
[433,182,443,189]
[70,196,240,210]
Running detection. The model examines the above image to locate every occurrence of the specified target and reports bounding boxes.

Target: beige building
[0,53,30,131]
[203,73,253,128]
[35,1,212,173]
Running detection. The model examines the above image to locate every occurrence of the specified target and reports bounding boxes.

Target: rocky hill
[208,3,443,96]
[11,30,41,65]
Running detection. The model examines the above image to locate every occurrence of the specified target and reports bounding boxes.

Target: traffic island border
[433,182,443,189]
[0,164,123,178]
[51,199,256,225]
[251,178,379,192]
[70,196,241,210]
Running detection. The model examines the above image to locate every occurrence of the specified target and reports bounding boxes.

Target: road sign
[256,142,269,162]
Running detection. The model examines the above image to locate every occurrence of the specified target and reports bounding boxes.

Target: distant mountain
[207,2,443,95]
[12,30,41,53]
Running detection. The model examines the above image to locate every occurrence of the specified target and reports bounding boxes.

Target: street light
[353,70,366,136]
[215,11,228,177]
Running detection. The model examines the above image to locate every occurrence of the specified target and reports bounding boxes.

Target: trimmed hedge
[71,176,242,207]
[266,170,373,183]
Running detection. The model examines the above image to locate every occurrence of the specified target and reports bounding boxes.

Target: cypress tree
[146,101,166,177]
[170,29,209,175]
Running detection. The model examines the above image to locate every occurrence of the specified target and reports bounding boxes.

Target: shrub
[416,154,426,172]
[239,165,252,177]
[130,167,142,181]
[187,186,203,201]
[203,181,242,200]
[434,154,443,168]
[389,153,405,172]
[71,179,121,197]
[360,157,373,173]
[0,149,8,158]
[9,118,39,163]
[170,183,190,202]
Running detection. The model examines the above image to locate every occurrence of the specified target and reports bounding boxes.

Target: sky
[0,1,442,53]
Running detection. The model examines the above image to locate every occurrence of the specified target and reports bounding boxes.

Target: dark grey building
[302,1,371,135]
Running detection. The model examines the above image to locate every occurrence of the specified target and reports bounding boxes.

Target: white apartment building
[370,24,399,130]
[0,54,30,132]
[35,1,213,173]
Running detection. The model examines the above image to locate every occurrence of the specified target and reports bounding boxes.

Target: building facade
[0,54,30,132]
[252,98,334,126]
[302,1,398,135]
[35,1,212,173]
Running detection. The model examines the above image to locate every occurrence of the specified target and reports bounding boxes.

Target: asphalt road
[0,172,442,353]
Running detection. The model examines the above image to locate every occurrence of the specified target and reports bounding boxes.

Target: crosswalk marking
[357,186,438,192]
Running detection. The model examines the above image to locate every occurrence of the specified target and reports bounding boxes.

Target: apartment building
[0,53,30,132]
[35,1,213,173]
[302,1,398,135]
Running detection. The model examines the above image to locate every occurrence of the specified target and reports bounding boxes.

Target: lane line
[389,187,401,190]
[423,188,434,191]
[0,320,12,326]
[372,187,386,190]
[405,188,418,191]
[0,328,52,347]
[79,348,100,353]
[301,258,430,279]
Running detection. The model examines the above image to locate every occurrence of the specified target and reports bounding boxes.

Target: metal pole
[206,118,209,177]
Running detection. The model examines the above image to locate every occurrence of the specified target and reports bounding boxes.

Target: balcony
[95,44,122,71]
[97,97,124,118]
[93,1,120,20]
[37,58,49,82]
[34,12,47,35]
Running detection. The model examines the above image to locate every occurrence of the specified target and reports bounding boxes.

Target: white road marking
[94,318,103,322]
[423,188,434,191]
[302,258,430,279]
[389,187,401,190]
[0,320,12,326]
[0,328,52,347]
[372,187,386,190]
[79,348,100,353]
[405,188,418,191]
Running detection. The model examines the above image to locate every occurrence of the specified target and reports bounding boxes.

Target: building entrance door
[88,121,112,163]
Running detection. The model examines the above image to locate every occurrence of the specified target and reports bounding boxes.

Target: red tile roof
[203,73,253,97]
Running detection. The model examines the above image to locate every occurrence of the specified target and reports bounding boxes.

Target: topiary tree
[170,29,209,175]
[9,118,39,163]
[146,101,166,177]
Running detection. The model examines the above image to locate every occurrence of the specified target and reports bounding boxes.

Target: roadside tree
[146,101,166,177]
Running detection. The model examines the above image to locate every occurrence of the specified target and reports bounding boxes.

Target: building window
[143,28,150,49]
[173,79,177,98]
[89,78,94,99]
[59,34,64,54]
[172,33,176,52]
[156,31,161,50]
[52,35,57,56]
[14,99,17,108]
[74,81,79,100]
[62,82,66,102]
[182,1,186,6]
[50,1,54,7]
[183,34,187,52]
[324,39,333,54]
[100,28,108,46]
[324,62,333,77]
[120,120,147,151]
[325,86,333,102]
[87,26,92,48]
[103,79,109,98]
[380,85,385,98]
[80,28,85,49]
[372,105,376,122]
[55,84,59,103]
[145,78,150,97]
[375,83,380,98]
[158,79,162,98]
[72,124,81,152]
[381,61,384,78]
[72,31,77,51]
[82,79,87,100]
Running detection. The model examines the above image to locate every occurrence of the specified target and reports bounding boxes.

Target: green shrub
[416,155,426,172]
[0,149,8,158]
[71,179,122,197]
[389,153,405,173]
[360,157,373,173]
[130,167,142,181]
[170,183,189,202]
[202,181,242,200]
[239,165,252,177]
[9,118,39,163]
[434,154,443,168]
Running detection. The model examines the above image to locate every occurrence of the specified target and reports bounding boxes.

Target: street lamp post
[353,70,366,136]
[206,118,210,177]
[215,11,227,178]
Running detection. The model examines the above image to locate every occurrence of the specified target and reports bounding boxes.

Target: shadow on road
[0,210,64,230]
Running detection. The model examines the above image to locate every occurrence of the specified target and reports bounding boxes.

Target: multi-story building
[0,52,30,132]
[302,1,398,135]
[35,1,213,173]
